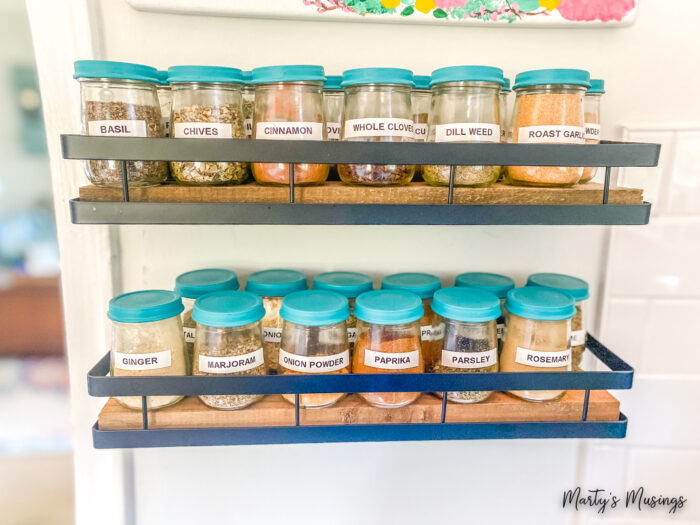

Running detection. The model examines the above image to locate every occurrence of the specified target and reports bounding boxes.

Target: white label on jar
[326,122,341,140]
[517,125,586,144]
[278,348,349,373]
[363,349,420,370]
[347,327,358,343]
[255,122,323,140]
[571,330,586,346]
[413,122,428,141]
[497,323,505,340]
[88,120,147,137]
[245,118,253,137]
[113,349,172,371]
[434,123,500,143]
[420,325,432,342]
[198,348,264,374]
[183,326,196,344]
[431,322,445,341]
[585,123,601,140]
[515,347,571,368]
[441,348,497,369]
[161,118,170,137]
[173,122,232,139]
[263,327,282,343]
[343,118,414,139]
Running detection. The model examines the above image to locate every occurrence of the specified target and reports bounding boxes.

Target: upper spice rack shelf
[61,135,660,226]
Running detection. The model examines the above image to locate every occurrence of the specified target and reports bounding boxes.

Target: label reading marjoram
[584,123,601,140]
[434,123,501,143]
[183,326,196,344]
[326,122,341,140]
[263,327,282,344]
[245,118,253,137]
[88,120,147,137]
[571,330,586,346]
[413,123,428,141]
[420,325,432,342]
[343,118,414,139]
[173,122,232,138]
[255,122,323,140]
[517,125,585,144]
[515,347,571,368]
[278,348,350,373]
[347,327,358,343]
[113,349,172,371]
[363,349,420,370]
[198,348,264,374]
[441,348,497,369]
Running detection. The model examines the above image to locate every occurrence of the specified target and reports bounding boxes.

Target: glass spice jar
[500,77,511,143]
[312,271,373,356]
[580,79,604,184]
[431,287,500,404]
[352,289,425,408]
[411,75,431,143]
[323,75,343,141]
[155,70,172,137]
[245,269,308,372]
[381,272,441,370]
[338,68,416,186]
[251,65,329,185]
[174,268,240,369]
[423,66,504,187]
[168,66,248,186]
[500,287,575,402]
[242,71,255,139]
[192,291,267,410]
[526,273,589,369]
[74,60,168,187]
[506,68,591,187]
[108,290,187,411]
[278,290,351,409]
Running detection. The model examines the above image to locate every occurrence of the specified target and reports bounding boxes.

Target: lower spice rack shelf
[89,334,633,448]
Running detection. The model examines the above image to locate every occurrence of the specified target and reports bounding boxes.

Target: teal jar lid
[242,70,252,84]
[413,75,431,90]
[432,287,501,323]
[175,269,239,299]
[324,75,342,90]
[454,272,515,299]
[108,290,184,323]
[245,269,307,297]
[513,68,591,90]
[588,79,605,94]
[313,271,373,298]
[250,65,325,84]
[156,70,169,86]
[502,77,511,92]
[167,65,243,84]
[73,60,159,83]
[341,67,415,87]
[192,291,265,327]
[505,287,575,321]
[381,272,441,300]
[354,289,424,325]
[429,65,504,87]
[526,273,590,301]
[280,290,349,326]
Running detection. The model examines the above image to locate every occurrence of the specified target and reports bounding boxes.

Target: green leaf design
[433,8,448,18]
[516,0,541,12]
[401,5,414,15]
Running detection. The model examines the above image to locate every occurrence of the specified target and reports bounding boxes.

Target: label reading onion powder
[114,349,172,371]
[584,123,601,140]
[263,327,282,343]
[278,349,350,373]
[515,347,571,368]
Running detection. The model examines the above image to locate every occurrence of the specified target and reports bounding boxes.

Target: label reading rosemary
[263,327,282,343]
[255,122,323,140]
[441,348,498,369]
[343,118,415,139]
[88,119,147,137]
[183,326,196,344]
[363,349,420,370]
[515,347,571,368]
[173,122,232,138]
[198,348,264,374]
[113,349,172,371]
[278,348,350,373]
[434,122,500,143]
[517,125,585,144]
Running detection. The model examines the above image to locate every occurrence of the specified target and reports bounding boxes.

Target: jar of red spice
[580,78,604,184]
[250,65,329,185]
[352,289,424,408]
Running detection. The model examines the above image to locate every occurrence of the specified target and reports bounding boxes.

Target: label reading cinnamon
[584,123,601,140]
[113,349,172,371]
[434,123,500,143]
[278,348,349,373]
[363,349,420,370]
[198,348,264,374]
[88,120,147,137]
[515,347,571,368]
[326,122,341,140]
[263,327,282,343]
[183,326,196,343]
[571,330,586,346]
[413,123,428,141]
[343,118,415,139]
[517,125,585,144]
[173,122,231,139]
[255,122,323,140]
[441,348,497,369]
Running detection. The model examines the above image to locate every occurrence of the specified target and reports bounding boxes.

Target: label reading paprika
[343,118,415,139]
[363,349,420,370]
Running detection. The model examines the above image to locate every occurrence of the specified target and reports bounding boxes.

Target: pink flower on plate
[557,0,635,22]
[490,11,498,20]
[434,0,468,9]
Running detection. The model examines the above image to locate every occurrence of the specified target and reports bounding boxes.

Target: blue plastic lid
[354,289,424,325]
[513,68,591,90]
[432,287,501,323]
[413,75,431,90]
[454,272,515,299]
[381,272,441,300]
[245,269,307,297]
[155,70,169,85]
[108,290,184,323]
[313,271,373,298]
[250,65,325,84]
[505,287,576,321]
[588,78,605,94]
[192,291,265,327]
[526,273,590,301]
[324,75,342,90]
[280,290,349,327]
[168,66,243,84]
[341,68,415,88]
[502,77,511,92]
[242,70,252,84]
[73,60,159,83]
[175,269,239,299]
[429,65,504,87]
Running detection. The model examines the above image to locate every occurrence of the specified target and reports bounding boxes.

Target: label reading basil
[255,122,323,140]
[517,125,585,144]
[434,122,500,143]
[278,348,349,373]
[515,347,571,368]
[88,120,147,137]
[198,348,264,374]
[441,348,497,369]
[113,349,172,371]
[363,349,420,370]
[343,118,414,139]
[173,122,231,139]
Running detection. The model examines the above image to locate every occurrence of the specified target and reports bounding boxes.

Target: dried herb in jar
[338,164,415,186]
[433,334,497,403]
[423,165,501,187]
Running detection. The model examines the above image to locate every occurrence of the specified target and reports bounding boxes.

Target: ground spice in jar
[422,165,501,187]
[261,296,284,370]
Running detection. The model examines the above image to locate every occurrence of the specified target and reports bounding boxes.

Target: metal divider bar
[294,394,300,426]
[289,164,295,203]
[603,166,611,204]
[448,165,455,205]
[141,396,148,430]
[581,389,591,421]
[120,161,130,202]
[441,392,448,424]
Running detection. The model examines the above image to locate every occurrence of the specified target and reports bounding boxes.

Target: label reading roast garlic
[585,123,601,140]
[263,327,282,343]
[413,123,428,141]
[88,120,147,137]
[199,348,264,374]
[347,327,358,343]
[255,122,324,140]
[113,349,172,371]
[571,330,586,346]
[173,122,232,138]
[245,118,253,137]
[363,349,420,370]
[441,348,497,369]
[326,122,341,140]
[517,125,585,144]
[183,326,196,344]
[420,325,432,342]
[434,123,501,143]
[515,346,571,368]
[343,118,414,139]
[278,348,350,373]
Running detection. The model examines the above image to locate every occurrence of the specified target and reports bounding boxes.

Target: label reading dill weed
[363,349,420,370]
[343,118,415,139]
[278,348,350,373]
[255,121,323,140]
[441,348,497,369]
[88,119,147,137]
[183,326,196,343]
[434,123,500,143]
[585,123,601,140]
[199,348,264,374]
[263,327,282,343]
[114,349,172,371]
[326,122,341,140]
[517,125,585,144]
[515,347,571,368]
[173,122,231,138]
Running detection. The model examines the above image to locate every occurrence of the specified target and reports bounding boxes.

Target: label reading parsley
[441,348,497,369]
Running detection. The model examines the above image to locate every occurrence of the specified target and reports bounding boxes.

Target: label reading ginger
[113,349,172,371]
[363,349,420,370]
[515,347,571,368]
[441,348,497,369]
[88,120,147,137]
[255,122,323,140]
[517,125,585,144]
[343,118,414,139]
[434,123,500,143]
[173,122,231,138]
[199,348,264,374]
[278,348,349,373]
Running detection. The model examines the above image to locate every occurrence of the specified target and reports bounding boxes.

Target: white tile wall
[665,132,700,216]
